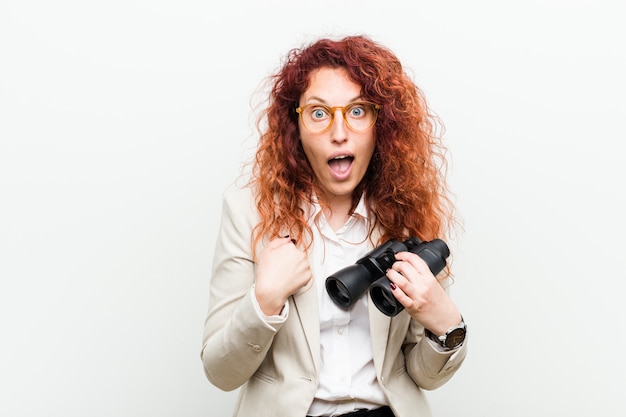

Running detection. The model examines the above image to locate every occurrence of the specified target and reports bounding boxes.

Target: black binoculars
[325,237,450,316]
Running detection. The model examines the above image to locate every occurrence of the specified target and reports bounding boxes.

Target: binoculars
[325,237,450,316]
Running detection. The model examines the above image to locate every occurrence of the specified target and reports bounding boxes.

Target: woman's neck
[323,195,354,231]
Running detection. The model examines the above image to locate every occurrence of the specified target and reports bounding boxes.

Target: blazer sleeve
[200,187,282,391]
[402,309,468,391]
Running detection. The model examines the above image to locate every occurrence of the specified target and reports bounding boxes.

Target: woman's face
[298,67,376,208]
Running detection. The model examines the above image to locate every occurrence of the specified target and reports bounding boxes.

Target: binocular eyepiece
[325,237,450,316]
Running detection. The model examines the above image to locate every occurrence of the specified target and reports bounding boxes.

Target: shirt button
[337,328,344,335]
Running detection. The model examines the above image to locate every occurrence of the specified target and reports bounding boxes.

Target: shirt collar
[351,193,369,220]
[306,193,369,221]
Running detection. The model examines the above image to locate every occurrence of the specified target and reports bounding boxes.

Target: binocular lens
[326,264,374,309]
[326,279,351,307]
[369,279,403,316]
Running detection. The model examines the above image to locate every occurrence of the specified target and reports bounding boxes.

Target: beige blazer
[201,186,467,417]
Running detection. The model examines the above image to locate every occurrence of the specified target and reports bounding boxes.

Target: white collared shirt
[306,197,387,416]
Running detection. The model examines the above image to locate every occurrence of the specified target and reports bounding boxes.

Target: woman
[201,35,467,417]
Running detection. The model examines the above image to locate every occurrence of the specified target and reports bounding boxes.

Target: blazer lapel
[366,225,392,372]
[292,280,321,372]
[368,296,391,373]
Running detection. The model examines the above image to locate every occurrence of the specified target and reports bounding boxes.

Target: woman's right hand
[254,236,312,316]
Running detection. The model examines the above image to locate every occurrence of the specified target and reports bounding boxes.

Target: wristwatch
[425,317,466,349]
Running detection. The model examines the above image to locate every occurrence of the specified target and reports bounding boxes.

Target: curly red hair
[248,35,456,256]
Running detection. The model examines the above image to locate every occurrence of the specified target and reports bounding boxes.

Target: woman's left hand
[386,251,462,336]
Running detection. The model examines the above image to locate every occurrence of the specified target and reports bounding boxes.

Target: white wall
[1,1,625,416]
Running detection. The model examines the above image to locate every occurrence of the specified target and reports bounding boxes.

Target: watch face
[445,327,466,349]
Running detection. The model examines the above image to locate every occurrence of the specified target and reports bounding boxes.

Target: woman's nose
[330,109,348,142]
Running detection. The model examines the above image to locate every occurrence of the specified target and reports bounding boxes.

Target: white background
[1,1,625,416]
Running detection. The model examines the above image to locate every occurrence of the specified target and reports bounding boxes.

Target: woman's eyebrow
[302,95,363,105]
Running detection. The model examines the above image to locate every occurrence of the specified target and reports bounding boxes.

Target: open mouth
[328,155,354,176]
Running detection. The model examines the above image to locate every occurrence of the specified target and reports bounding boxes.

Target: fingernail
[390,282,397,290]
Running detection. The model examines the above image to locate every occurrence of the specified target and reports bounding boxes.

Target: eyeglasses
[296,101,380,133]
